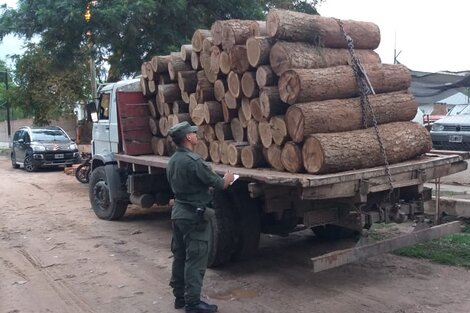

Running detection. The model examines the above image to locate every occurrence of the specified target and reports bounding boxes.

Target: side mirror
[87,101,99,122]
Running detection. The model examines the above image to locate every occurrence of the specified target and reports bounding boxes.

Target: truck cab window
[99,94,111,120]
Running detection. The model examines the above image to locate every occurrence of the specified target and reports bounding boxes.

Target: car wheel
[23,155,38,172]
[11,153,20,169]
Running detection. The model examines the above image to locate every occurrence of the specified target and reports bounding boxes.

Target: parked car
[430,105,470,150]
[11,126,80,172]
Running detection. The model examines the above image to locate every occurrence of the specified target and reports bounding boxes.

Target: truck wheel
[229,181,261,261]
[207,190,236,268]
[89,166,128,220]
[311,225,359,241]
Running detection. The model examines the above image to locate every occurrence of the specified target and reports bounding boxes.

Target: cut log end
[285,106,304,143]
[278,70,301,104]
[266,10,280,38]
[302,137,323,174]
[281,142,304,173]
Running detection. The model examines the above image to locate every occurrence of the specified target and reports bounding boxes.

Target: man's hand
[223,170,235,189]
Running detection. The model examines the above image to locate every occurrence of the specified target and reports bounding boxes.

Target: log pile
[139,9,431,174]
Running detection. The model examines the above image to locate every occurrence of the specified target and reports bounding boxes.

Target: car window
[31,129,69,142]
[13,130,21,141]
[459,106,470,115]
[23,131,31,142]
[99,93,110,120]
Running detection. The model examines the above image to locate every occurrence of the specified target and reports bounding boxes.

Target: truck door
[92,92,112,155]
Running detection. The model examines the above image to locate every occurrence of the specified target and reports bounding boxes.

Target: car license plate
[449,135,463,143]
[54,154,64,159]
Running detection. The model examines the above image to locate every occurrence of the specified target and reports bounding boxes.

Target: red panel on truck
[116,91,153,155]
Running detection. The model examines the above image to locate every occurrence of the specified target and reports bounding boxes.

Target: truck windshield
[31,130,69,142]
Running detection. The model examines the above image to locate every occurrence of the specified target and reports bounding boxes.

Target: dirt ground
[1,156,470,313]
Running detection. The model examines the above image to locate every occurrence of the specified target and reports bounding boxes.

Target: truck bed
[116,152,467,200]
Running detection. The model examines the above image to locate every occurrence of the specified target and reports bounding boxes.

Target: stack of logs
[140,9,432,174]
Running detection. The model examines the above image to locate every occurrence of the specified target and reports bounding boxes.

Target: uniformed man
[167,121,234,313]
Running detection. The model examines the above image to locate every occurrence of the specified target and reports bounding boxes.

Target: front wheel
[23,155,38,172]
[89,166,128,220]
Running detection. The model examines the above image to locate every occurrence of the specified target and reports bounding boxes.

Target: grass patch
[394,222,470,268]
[0,148,11,156]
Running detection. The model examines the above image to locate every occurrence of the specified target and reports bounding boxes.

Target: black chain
[336,19,394,198]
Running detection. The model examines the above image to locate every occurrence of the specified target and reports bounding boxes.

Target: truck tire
[311,225,359,241]
[207,190,236,268]
[89,166,128,220]
[229,181,261,261]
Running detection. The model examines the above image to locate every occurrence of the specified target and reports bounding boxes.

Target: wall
[0,118,77,143]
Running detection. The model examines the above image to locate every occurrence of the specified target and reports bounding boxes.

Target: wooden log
[168,113,191,127]
[249,98,264,122]
[258,120,273,148]
[144,62,155,80]
[219,140,234,165]
[270,115,288,146]
[241,71,258,98]
[158,117,170,137]
[192,29,212,52]
[181,91,190,104]
[169,54,192,81]
[302,121,432,174]
[224,91,241,109]
[209,45,221,75]
[204,101,224,124]
[222,20,261,51]
[260,86,288,119]
[149,117,159,136]
[158,84,181,104]
[148,99,158,119]
[190,103,206,126]
[256,65,277,88]
[181,44,193,62]
[266,145,285,171]
[203,37,214,55]
[246,36,275,67]
[228,142,249,166]
[196,83,215,103]
[238,107,248,128]
[173,100,189,114]
[189,93,198,115]
[162,102,172,117]
[279,64,411,104]
[151,55,172,74]
[270,42,381,76]
[285,91,417,142]
[247,119,260,145]
[214,79,228,101]
[201,124,216,142]
[211,20,226,46]
[222,100,238,122]
[219,51,232,75]
[227,71,242,99]
[191,51,202,70]
[229,45,252,74]
[194,140,210,160]
[155,137,167,156]
[231,118,246,142]
[215,122,233,141]
[241,145,266,169]
[147,79,157,95]
[199,52,210,70]
[281,142,304,173]
[151,136,159,155]
[241,97,252,121]
[140,77,150,98]
[158,73,172,85]
[166,136,177,156]
[266,9,380,49]
[177,70,198,93]
[209,141,221,163]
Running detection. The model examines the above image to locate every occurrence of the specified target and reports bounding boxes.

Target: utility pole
[1,70,11,147]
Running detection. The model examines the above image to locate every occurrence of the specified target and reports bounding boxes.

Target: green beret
[168,121,198,140]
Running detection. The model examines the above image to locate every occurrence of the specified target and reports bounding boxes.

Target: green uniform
[167,146,224,307]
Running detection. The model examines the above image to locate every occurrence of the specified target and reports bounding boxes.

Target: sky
[0,0,469,73]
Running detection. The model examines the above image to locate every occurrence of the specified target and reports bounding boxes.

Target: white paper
[230,174,240,185]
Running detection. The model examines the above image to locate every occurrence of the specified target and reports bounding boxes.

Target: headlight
[432,124,444,131]
[69,143,78,150]
[31,145,46,152]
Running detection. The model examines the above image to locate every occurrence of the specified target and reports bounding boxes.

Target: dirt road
[1,156,470,313]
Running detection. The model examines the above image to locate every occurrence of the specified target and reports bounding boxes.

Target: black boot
[174,297,185,309]
[185,300,218,313]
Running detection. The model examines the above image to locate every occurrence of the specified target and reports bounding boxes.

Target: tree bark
[219,51,232,75]
[281,142,304,173]
[241,145,266,169]
[270,41,381,75]
[229,45,252,74]
[279,64,411,104]
[192,29,212,52]
[191,51,202,70]
[204,101,224,124]
[215,122,233,141]
[247,36,275,67]
[196,81,215,103]
[286,91,417,142]
[173,100,189,114]
[222,20,261,51]
[209,141,221,163]
[241,71,259,98]
[228,142,249,166]
[158,73,172,85]
[190,103,206,126]
[214,79,228,101]
[158,84,181,104]
[256,65,277,88]
[181,44,193,62]
[231,118,246,142]
[211,20,227,46]
[270,115,288,146]
[194,140,210,160]
[266,9,380,49]
[258,120,273,148]
[260,86,287,120]
[151,55,172,74]
[247,119,260,145]
[266,144,285,171]
[177,70,198,93]
[151,136,159,155]
[302,121,432,174]
[169,54,192,81]
[249,98,264,122]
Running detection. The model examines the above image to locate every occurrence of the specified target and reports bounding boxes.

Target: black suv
[11,126,80,172]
